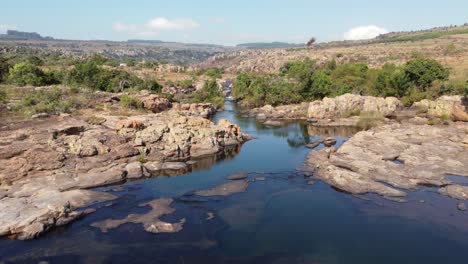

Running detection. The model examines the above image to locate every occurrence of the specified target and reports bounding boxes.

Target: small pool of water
[1,101,467,264]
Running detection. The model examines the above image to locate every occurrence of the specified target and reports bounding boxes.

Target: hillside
[198,26,468,81]
[0,31,233,65]
[236,42,304,49]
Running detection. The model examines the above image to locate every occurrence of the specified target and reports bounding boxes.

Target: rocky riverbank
[242,93,467,128]
[0,102,249,240]
[305,122,468,202]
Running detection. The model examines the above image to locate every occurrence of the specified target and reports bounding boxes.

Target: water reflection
[191,145,241,172]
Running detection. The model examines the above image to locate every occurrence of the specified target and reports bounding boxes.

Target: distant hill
[236,42,304,49]
[0,31,232,65]
[0,30,54,41]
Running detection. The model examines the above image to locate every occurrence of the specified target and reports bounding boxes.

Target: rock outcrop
[306,122,468,198]
[171,103,217,118]
[413,96,468,122]
[307,94,401,119]
[135,94,171,113]
[241,103,309,120]
[0,108,249,239]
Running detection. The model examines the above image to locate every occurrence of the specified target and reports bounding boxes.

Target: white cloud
[114,17,199,38]
[146,17,198,30]
[0,24,17,33]
[344,25,388,40]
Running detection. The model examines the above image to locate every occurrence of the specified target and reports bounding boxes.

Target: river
[1,100,467,263]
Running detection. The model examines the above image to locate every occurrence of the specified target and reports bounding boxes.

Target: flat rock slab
[226,172,248,180]
[195,181,249,197]
[0,189,116,240]
[91,198,185,234]
[306,123,468,198]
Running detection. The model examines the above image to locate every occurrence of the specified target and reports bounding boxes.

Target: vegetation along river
[0,100,467,264]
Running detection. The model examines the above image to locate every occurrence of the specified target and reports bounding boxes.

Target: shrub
[176,79,194,89]
[189,79,224,108]
[119,95,143,109]
[13,87,86,116]
[404,58,449,89]
[7,62,48,86]
[204,68,223,79]
[309,71,332,99]
[401,88,428,107]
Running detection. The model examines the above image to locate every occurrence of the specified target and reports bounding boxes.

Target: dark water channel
[0,101,467,264]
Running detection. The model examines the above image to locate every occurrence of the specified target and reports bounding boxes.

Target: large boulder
[308,94,401,119]
[172,103,216,118]
[413,96,468,122]
[135,94,171,113]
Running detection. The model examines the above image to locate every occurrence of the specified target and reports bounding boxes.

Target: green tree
[190,79,224,108]
[404,58,449,89]
[389,70,411,97]
[7,62,47,86]
[309,71,332,99]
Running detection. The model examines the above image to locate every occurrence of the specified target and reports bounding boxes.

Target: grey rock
[226,172,248,180]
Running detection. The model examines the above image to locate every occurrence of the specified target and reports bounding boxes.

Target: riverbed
[0,101,467,264]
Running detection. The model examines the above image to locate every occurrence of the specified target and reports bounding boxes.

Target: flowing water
[1,101,467,263]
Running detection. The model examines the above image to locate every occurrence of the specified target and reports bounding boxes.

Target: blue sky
[1,0,467,45]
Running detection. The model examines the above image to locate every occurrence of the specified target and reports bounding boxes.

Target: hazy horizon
[1,0,467,45]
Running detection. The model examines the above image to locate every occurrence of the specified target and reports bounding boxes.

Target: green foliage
[0,57,11,82]
[119,95,143,109]
[0,87,6,103]
[67,59,160,92]
[234,56,461,108]
[7,62,50,86]
[381,28,468,43]
[400,88,428,107]
[13,87,86,116]
[309,71,332,99]
[204,68,224,79]
[403,58,449,89]
[189,79,224,108]
[176,79,194,89]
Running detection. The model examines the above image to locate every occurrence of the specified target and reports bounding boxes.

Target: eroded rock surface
[306,123,468,197]
[308,93,401,119]
[414,96,468,121]
[0,107,248,239]
[0,189,116,240]
[91,198,185,234]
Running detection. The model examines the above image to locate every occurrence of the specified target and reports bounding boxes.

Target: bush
[7,62,48,86]
[176,79,194,89]
[189,79,224,108]
[204,68,223,79]
[119,95,143,109]
[68,59,157,92]
[404,58,449,89]
[13,87,86,116]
